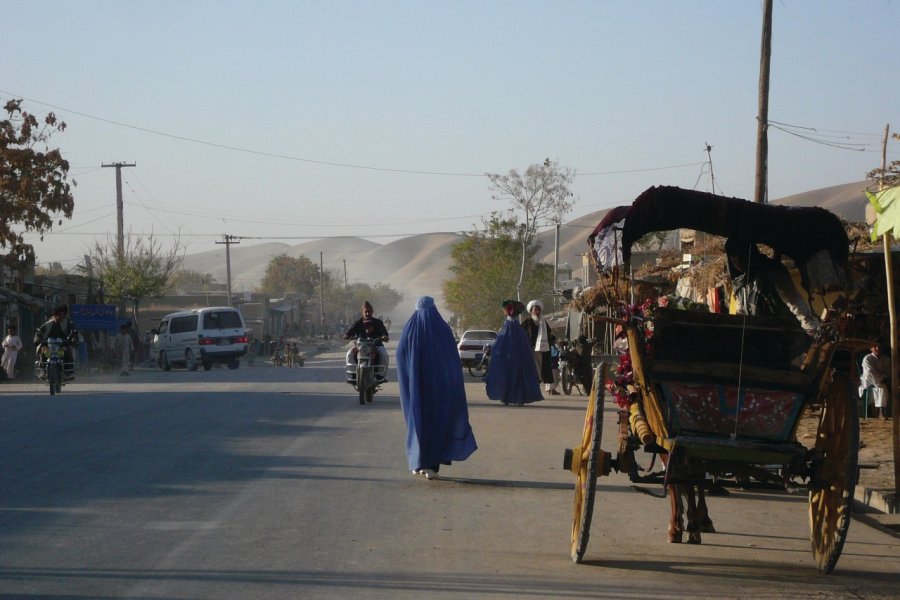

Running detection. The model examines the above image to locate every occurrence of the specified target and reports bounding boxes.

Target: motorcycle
[468,343,491,378]
[36,337,74,396]
[559,339,593,396]
[346,336,386,405]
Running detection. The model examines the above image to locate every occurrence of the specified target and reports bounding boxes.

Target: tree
[486,158,575,300]
[347,282,403,319]
[86,233,184,326]
[443,215,554,331]
[260,254,320,297]
[167,269,217,293]
[0,99,75,267]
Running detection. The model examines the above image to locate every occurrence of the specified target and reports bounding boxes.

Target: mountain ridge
[183,182,870,318]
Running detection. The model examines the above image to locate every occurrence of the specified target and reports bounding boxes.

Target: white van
[151,307,248,371]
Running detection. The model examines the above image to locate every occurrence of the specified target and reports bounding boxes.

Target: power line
[1,89,728,178]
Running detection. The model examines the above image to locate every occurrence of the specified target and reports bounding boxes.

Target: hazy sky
[3,1,898,270]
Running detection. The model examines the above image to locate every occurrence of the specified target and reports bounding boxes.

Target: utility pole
[704,143,717,195]
[101,162,136,262]
[102,161,135,317]
[553,224,560,291]
[754,0,773,204]
[876,123,900,494]
[343,259,349,326]
[319,252,325,332]
[215,234,240,306]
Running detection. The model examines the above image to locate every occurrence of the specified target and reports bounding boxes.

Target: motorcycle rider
[33,304,78,379]
[344,301,390,381]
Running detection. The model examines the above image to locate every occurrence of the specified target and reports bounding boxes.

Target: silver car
[456,329,498,368]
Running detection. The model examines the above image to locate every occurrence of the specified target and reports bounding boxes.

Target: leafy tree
[260,254,320,297]
[348,282,403,318]
[486,158,575,300]
[86,233,183,325]
[443,215,554,331]
[0,99,75,267]
[167,269,217,293]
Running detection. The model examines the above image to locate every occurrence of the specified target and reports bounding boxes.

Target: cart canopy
[588,186,850,291]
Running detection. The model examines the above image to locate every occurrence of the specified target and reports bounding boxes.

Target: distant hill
[183,182,871,319]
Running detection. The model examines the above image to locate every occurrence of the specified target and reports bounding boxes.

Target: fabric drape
[396,296,477,471]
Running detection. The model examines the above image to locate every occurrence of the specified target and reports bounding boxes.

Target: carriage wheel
[565,363,608,563]
[809,372,858,574]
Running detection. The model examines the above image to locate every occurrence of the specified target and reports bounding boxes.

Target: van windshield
[203,311,243,329]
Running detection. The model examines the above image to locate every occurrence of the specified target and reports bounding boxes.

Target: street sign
[70,304,117,331]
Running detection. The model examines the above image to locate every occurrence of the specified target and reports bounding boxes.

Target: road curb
[854,485,898,514]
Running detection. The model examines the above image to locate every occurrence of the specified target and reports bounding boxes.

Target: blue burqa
[484,317,543,405]
[396,296,477,472]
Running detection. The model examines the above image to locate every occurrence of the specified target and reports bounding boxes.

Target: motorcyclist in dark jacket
[343,301,390,379]
[34,305,78,378]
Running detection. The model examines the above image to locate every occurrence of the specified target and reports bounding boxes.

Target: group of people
[341,294,569,482]
[271,338,303,367]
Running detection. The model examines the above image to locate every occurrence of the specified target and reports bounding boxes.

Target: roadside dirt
[795,410,897,493]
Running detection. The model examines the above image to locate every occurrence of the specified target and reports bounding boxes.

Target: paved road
[2,347,898,599]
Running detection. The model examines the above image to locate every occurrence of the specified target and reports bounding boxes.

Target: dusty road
[1,346,898,599]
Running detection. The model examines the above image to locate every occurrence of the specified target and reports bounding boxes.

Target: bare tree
[86,232,184,328]
[486,158,575,300]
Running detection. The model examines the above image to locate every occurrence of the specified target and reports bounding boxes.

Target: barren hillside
[183,182,871,319]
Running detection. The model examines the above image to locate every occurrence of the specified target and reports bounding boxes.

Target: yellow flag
[866,186,900,241]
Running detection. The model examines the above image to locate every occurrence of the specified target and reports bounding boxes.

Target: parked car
[457,329,498,368]
[151,307,248,371]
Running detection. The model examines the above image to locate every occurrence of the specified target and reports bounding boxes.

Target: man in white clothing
[2,325,22,380]
[861,344,889,419]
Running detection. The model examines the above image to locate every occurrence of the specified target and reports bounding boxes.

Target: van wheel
[227,359,240,370]
[160,351,171,372]
[202,361,212,371]
[186,349,198,371]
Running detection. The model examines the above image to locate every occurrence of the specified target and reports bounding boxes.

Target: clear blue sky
[3,0,898,269]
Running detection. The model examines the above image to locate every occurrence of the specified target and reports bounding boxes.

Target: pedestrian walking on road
[396,296,477,480]
[2,325,23,380]
[485,300,543,406]
[113,325,134,376]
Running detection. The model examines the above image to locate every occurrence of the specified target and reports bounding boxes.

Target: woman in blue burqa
[397,296,477,480]
[484,299,543,406]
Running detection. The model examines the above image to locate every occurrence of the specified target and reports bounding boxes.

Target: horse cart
[564,186,868,574]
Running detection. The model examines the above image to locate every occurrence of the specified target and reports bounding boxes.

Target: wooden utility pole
[101,162,136,262]
[102,161,135,317]
[215,234,240,306]
[705,143,717,195]
[754,0,773,204]
[319,252,325,331]
[877,123,900,494]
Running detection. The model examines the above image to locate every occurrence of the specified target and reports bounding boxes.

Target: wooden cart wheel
[564,363,607,563]
[809,372,858,574]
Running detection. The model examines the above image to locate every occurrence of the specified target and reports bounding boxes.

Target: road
[1,345,899,599]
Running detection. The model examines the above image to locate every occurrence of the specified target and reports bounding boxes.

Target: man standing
[861,343,889,419]
[113,325,134,376]
[522,300,557,395]
[2,325,22,380]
